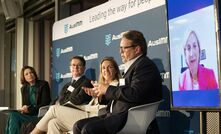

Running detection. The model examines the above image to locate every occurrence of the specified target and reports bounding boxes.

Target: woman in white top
[31,56,121,134]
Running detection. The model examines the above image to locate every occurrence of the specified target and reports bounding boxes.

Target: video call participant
[179,30,218,91]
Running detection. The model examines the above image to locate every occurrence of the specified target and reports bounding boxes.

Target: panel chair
[37,105,50,117]
[67,100,162,134]
[117,100,163,134]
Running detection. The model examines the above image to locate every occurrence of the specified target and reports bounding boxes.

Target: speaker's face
[70,59,85,77]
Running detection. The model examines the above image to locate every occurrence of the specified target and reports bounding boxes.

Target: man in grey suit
[73,30,162,134]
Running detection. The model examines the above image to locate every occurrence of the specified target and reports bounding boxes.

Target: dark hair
[122,30,147,55]
[70,56,86,66]
[20,66,38,85]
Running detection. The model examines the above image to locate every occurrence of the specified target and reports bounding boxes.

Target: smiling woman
[178,30,218,91]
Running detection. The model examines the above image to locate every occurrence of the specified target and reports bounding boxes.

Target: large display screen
[167,0,221,110]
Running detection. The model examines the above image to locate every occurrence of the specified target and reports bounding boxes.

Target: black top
[100,55,162,114]
[21,80,51,116]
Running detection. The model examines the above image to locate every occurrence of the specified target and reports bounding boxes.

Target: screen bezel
[166,0,221,111]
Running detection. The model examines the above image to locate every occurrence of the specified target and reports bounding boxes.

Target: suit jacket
[21,80,51,116]
[104,55,162,114]
[59,75,92,106]
[179,65,218,90]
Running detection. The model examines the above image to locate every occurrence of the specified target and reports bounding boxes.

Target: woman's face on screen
[184,32,200,72]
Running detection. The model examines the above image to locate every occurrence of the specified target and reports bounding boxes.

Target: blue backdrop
[52,1,200,133]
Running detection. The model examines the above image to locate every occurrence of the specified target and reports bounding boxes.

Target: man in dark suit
[73,30,162,134]
[29,56,92,134]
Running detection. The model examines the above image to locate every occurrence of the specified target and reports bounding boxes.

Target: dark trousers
[73,112,128,134]
[20,117,41,134]
[146,118,160,134]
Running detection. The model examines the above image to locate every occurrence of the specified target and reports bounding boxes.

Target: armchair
[37,105,50,117]
[117,100,163,134]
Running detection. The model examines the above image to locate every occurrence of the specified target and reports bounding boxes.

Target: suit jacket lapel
[71,75,85,92]
[123,55,143,78]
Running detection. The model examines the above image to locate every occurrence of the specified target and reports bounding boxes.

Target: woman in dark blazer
[5,66,51,134]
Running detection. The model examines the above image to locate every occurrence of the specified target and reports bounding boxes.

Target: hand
[96,83,109,97]
[83,87,98,97]
[83,81,99,97]
[18,105,29,113]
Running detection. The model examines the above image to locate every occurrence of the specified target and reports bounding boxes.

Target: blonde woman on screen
[179,30,218,90]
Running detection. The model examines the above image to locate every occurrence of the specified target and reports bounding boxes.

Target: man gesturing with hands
[74,30,162,134]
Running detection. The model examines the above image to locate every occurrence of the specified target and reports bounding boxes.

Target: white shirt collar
[109,79,119,86]
[124,55,142,73]
[72,75,83,82]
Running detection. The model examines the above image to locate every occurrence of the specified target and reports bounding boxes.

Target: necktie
[70,80,76,88]
[71,79,76,85]
[122,71,125,77]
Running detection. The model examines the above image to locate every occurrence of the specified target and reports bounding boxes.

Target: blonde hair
[98,57,121,84]
[183,30,201,63]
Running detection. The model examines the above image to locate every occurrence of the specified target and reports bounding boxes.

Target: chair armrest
[38,105,50,117]
[118,99,163,134]
[128,100,164,111]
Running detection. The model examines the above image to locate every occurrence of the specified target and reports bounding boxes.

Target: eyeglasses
[70,64,83,68]
[119,45,137,50]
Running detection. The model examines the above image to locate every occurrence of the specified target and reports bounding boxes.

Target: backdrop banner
[52,0,200,133]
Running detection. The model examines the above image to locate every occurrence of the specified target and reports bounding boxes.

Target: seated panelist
[5,66,51,134]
